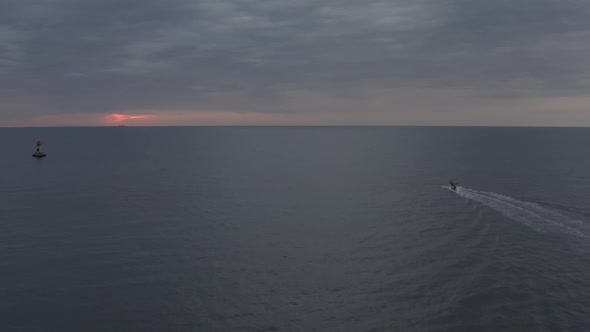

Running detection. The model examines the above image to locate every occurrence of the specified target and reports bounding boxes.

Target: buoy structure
[32,140,46,158]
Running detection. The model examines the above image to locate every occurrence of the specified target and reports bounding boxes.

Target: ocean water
[1,126,590,331]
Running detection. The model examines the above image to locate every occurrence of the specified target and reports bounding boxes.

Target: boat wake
[446,186,588,239]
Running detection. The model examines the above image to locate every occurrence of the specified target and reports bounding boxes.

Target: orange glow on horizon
[105,113,154,123]
[103,110,290,126]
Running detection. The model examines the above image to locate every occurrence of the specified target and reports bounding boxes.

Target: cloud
[0,25,26,72]
[3,0,590,126]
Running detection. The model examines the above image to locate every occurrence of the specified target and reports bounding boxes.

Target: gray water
[1,127,590,331]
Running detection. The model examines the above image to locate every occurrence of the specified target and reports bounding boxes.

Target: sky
[2,0,590,126]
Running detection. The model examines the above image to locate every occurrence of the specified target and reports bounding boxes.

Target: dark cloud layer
[2,0,590,125]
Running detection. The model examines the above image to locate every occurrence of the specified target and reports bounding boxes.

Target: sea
[1,126,590,331]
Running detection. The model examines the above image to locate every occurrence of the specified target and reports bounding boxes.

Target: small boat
[449,179,457,191]
[32,141,46,158]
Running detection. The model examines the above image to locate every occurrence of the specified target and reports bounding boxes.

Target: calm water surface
[1,127,590,331]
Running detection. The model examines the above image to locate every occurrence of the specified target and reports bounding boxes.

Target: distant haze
[2,0,590,126]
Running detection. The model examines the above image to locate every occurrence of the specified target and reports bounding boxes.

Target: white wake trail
[448,186,587,239]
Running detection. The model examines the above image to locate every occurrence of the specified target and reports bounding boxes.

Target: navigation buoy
[32,140,46,158]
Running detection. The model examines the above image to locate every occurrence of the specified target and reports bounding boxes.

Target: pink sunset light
[105,113,154,123]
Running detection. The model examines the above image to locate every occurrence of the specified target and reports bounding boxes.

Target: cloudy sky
[2,0,590,126]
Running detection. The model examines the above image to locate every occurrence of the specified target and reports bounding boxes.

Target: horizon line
[3,124,590,129]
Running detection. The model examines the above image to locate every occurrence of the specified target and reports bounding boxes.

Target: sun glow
[105,113,154,123]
